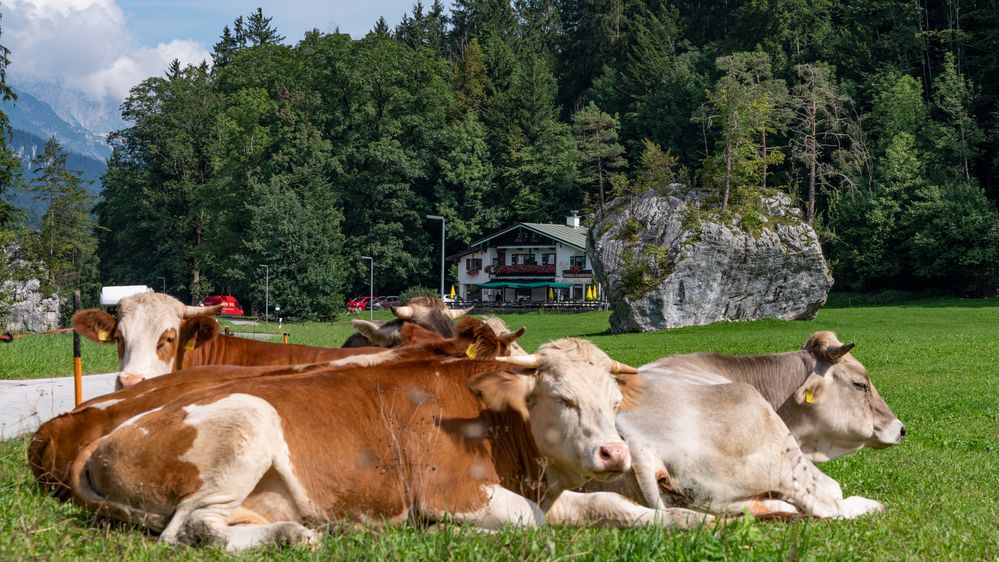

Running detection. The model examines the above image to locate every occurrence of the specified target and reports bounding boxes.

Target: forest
[2,1,998,318]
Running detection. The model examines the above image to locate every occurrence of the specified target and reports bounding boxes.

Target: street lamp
[361,256,374,322]
[259,264,269,322]
[426,215,445,301]
[156,276,165,293]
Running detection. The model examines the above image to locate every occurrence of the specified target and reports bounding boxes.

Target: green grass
[1,299,998,559]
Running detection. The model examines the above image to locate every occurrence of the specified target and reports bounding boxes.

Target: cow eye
[852,382,869,392]
[556,396,577,408]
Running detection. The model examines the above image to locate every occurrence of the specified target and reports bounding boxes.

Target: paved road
[0,373,117,440]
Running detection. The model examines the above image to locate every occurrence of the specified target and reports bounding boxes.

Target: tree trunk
[807,98,818,224]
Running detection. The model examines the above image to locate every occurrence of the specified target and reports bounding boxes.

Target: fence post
[283,333,289,345]
[73,290,82,406]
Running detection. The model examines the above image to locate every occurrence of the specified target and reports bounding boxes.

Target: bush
[400,286,441,303]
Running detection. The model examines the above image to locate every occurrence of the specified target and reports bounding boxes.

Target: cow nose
[900,425,906,438]
[116,374,145,390]
[597,443,630,472]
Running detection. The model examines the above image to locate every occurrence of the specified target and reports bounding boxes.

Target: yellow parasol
[548,287,554,300]
[450,285,456,299]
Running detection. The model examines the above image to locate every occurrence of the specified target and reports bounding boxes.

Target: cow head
[471,338,641,488]
[72,293,221,390]
[342,297,466,348]
[782,331,905,461]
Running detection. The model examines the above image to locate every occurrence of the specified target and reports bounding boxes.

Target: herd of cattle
[27,292,905,551]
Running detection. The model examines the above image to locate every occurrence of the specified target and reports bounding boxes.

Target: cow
[640,332,905,462]
[62,338,700,550]
[30,317,526,501]
[562,371,888,520]
[71,293,455,389]
[341,297,471,347]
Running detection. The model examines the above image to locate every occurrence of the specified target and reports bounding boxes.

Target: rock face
[1,243,63,333]
[590,186,833,332]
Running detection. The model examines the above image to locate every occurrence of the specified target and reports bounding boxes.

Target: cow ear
[468,371,537,420]
[794,374,827,406]
[351,319,392,346]
[180,317,218,349]
[72,309,116,344]
[614,374,644,411]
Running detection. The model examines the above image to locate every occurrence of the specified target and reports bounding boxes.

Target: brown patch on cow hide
[156,328,178,364]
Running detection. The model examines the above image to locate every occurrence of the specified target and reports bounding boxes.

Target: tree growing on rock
[572,101,626,216]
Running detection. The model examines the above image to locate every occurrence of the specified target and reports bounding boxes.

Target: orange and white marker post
[73,290,82,406]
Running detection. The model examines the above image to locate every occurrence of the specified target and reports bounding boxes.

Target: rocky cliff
[589,186,833,332]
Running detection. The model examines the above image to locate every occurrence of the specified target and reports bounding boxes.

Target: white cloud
[4,0,210,102]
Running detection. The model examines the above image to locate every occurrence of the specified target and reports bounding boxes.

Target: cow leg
[546,491,712,529]
[419,485,545,530]
[158,394,318,551]
[716,498,801,517]
[772,444,884,519]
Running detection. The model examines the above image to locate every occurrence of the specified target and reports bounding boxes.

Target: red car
[201,295,245,316]
[346,295,378,311]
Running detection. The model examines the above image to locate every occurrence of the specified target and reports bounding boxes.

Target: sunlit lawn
[1,297,996,560]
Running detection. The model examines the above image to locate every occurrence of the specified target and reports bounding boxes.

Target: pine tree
[245,8,285,46]
[572,101,626,215]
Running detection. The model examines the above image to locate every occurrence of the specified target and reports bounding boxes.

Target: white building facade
[452,215,603,303]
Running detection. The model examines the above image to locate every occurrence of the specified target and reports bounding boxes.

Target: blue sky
[117,1,418,46]
[4,0,423,104]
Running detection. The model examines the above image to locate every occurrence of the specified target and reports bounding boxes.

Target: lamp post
[259,264,269,322]
[156,276,165,293]
[426,215,445,301]
[361,256,374,321]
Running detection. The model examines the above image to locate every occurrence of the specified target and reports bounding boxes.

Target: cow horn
[182,304,223,318]
[393,305,414,319]
[495,354,542,369]
[447,307,472,320]
[610,361,639,375]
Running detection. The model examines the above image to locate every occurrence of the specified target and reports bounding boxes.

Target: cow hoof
[273,522,317,547]
[841,496,885,518]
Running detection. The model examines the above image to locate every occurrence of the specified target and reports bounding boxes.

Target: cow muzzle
[872,419,906,448]
[592,442,631,479]
[115,373,146,390]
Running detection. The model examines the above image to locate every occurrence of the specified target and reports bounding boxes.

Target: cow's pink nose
[116,374,145,390]
[597,443,630,472]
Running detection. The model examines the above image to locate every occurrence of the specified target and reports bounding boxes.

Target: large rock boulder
[590,186,833,332]
[1,243,63,333]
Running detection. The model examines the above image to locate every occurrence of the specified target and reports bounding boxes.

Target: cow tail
[69,437,170,532]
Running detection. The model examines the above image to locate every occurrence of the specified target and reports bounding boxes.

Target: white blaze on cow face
[786,333,905,461]
[72,293,221,389]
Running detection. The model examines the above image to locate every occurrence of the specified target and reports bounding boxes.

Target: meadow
[1,297,997,560]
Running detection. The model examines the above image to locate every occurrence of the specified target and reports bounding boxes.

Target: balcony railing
[562,268,593,278]
[485,264,556,276]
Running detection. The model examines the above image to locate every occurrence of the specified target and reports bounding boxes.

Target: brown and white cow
[566,371,888,520]
[31,317,526,501]
[64,339,694,550]
[72,293,458,389]
[639,332,905,462]
[341,296,471,347]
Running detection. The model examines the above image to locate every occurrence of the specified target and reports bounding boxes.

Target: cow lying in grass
[640,332,905,461]
[342,297,471,347]
[550,332,902,520]
[72,293,461,389]
[52,328,702,550]
[30,317,524,501]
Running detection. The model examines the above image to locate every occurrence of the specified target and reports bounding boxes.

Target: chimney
[566,211,580,229]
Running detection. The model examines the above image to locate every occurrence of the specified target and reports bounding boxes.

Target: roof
[468,222,587,251]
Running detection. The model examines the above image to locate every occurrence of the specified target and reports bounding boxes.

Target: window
[541,253,555,265]
[466,258,482,272]
[524,254,538,265]
[570,255,586,268]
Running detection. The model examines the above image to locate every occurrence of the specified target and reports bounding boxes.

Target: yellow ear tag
[185,338,196,351]
[804,389,815,404]
[465,343,477,359]
[98,330,109,342]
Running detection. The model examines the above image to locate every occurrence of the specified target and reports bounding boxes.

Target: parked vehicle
[373,296,401,310]
[346,295,378,311]
[201,295,245,316]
